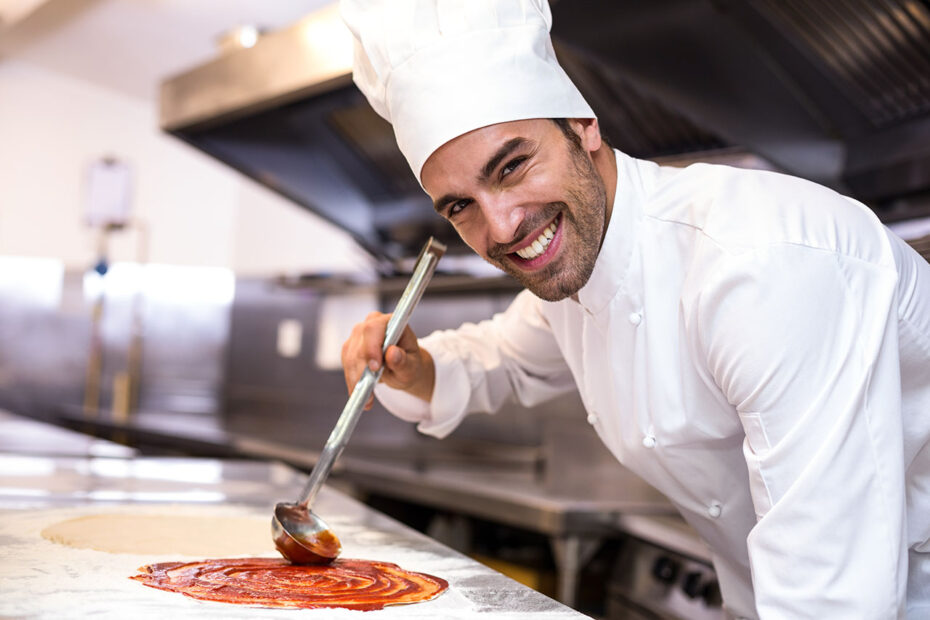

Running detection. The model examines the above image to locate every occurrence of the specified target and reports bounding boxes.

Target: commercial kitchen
[1,1,929,618]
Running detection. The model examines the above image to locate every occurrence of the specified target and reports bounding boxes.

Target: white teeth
[515,219,558,260]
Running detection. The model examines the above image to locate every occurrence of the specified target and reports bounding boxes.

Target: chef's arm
[372,289,577,438]
[694,243,906,618]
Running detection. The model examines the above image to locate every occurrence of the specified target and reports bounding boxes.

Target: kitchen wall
[0,55,377,426]
[0,58,373,277]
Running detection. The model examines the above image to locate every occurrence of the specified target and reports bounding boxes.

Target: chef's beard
[486,138,608,302]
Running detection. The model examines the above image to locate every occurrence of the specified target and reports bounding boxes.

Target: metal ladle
[272,237,446,564]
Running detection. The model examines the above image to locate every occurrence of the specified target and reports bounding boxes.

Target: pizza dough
[41,514,271,556]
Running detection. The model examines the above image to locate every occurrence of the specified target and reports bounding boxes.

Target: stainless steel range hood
[549,0,930,218]
[160,1,930,263]
[160,5,437,265]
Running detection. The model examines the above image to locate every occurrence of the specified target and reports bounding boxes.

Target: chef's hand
[341,312,435,410]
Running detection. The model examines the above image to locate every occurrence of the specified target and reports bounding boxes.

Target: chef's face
[421,118,609,301]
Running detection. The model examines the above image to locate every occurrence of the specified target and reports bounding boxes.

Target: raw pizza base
[41,514,271,556]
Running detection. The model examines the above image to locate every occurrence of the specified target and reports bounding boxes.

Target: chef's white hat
[341,0,595,182]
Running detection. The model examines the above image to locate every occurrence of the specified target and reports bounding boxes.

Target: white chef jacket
[375,150,930,618]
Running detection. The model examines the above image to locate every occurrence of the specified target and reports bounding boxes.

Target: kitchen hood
[160,0,930,263]
[550,0,930,216]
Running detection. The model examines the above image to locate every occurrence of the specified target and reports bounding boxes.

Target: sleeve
[693,244,907,618]
[374,289,578,438]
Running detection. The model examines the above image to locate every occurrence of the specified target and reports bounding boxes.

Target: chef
[339,0,930,617]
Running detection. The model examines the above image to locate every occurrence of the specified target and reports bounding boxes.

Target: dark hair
[551,118,583,150]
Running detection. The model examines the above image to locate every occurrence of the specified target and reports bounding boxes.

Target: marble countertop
[0,411,592,619]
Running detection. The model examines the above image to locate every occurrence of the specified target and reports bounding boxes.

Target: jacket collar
[574,150,655,316]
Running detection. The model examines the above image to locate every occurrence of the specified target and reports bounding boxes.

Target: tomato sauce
[131,557,448,611]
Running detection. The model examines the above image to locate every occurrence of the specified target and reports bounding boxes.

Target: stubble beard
[488,143,608,302]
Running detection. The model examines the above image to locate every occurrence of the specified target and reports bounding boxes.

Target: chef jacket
[375,150,930,618]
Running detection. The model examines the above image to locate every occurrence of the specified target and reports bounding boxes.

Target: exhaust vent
[751,0,930,129]
[557,44,728,158]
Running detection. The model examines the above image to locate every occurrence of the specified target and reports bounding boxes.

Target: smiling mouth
[513,214,560,261]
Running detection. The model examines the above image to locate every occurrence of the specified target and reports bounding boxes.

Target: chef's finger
[340,345,355,395]
[343,358,382,408]
[343,361,365,397]
[342,314,384,394]
[360,312,391,370]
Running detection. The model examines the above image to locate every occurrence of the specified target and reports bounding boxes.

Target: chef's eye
[448,199,471,217]
[501,156,527,178]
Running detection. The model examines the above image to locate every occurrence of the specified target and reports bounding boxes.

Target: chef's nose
[481,195,526,246]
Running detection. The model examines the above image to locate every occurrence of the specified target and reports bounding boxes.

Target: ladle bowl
[272,503,341,564]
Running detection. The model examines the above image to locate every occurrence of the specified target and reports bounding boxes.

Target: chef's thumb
[385,346,405,369]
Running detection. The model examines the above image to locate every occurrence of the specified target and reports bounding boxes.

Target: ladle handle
[296,237,447,509]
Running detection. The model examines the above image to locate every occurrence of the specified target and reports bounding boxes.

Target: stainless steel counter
[340,457,673,537]
[0,409,137,458]
[0,413,592,619]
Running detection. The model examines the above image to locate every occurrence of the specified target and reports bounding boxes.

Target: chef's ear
[571,118,603,153]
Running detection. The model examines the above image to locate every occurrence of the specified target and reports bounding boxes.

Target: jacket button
[642,435,656,448]
[587,412,598,425]
[628,311,642,325]
[707,501,722,518]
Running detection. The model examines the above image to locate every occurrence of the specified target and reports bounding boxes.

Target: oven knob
[682,570,705,599]
[650,556,679,584]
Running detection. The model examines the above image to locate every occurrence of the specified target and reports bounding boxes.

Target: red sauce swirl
[131,557,448,611]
